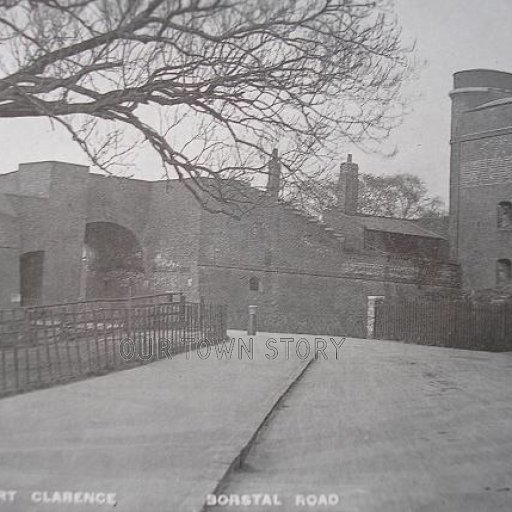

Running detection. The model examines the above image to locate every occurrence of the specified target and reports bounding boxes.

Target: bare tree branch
[0,0,411,213]
[286,172,446,220]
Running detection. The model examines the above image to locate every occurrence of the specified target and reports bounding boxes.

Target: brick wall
[0,159,460,334]
[145,180,202,300]
[198,199,459,336]
[1,165,206,306]
[0,204,20,308]
[198,262,453,337]
[0,248,19,308]
[4,163,90,303]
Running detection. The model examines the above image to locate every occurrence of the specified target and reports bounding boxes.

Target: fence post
[199,296,205,339]
[248,305,258,336]
[127,291,133,339]
[23,308,32,346]
[179,293,186,320]
[179,294,186,344]
[366,296,383,339]
[220,305,227,340]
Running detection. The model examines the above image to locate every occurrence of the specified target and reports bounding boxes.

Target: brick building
[0,153,459,337]
[449,69,512,290]
[2,68,507,335]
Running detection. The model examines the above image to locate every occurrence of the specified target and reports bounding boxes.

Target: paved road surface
[209,338,512,512]
[0,331,314,512]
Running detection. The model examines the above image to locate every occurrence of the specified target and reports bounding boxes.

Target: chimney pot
[266,148,281,198]
[337,155,359,215]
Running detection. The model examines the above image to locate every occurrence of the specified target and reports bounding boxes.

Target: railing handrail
[0,291,184,313]
[0,298,227,330]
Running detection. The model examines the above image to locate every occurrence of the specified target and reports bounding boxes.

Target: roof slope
[356,215,446,239]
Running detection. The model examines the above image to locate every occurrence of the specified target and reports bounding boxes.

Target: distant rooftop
[355,214,446,239]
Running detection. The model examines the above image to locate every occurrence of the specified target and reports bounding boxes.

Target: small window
[497,201,512,228]
[496,258,512,285]
[249,276,260,291]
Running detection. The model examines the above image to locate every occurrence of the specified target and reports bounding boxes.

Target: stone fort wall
[198,199,459,336]
[0,162,460,336]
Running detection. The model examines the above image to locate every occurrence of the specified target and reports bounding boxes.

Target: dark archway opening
[20,250,44,306]
[83,222,144,299]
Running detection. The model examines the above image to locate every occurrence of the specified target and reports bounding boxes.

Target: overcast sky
[1,0,512,204]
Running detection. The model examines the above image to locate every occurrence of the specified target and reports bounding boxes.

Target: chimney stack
[337,154,359,215]
[266,148,281,198]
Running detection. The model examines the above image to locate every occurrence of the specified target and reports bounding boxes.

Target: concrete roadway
[0,331,314,512]
[0,333,511,512]
[209,338,512,512]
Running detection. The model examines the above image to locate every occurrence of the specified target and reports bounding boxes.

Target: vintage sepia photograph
[0,0,510,511]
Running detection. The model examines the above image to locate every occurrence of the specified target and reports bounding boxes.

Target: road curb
[198,356,316,511]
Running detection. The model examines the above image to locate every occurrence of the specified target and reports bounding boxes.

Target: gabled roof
[355,215,446,239]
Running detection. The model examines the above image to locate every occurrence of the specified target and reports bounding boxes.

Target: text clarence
[31,491,117,506]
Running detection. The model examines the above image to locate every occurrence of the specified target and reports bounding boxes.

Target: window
[497,201,512,228]
[496,259,512,285]
[249,276,260,291]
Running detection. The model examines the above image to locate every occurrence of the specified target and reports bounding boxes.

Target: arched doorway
[82,222,144,299]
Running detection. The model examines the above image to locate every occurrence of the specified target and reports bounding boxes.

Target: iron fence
[0,292,181,346]
[0,294,228,397]
[374,298,512,351]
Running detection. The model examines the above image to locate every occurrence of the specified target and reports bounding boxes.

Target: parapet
[449,69,512,137]
[452,69,512,93]
[16,161,89,198]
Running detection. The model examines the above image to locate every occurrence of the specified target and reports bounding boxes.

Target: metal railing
[0,292,182,345]
[0,294,228,397]
[374,297,512,351]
